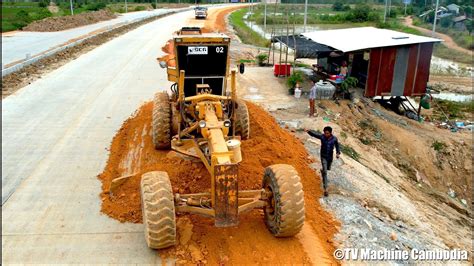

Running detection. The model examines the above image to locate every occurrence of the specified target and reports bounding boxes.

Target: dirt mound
[97,100,339,263]
[23,10,116,32]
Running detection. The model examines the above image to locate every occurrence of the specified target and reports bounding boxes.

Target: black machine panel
[177,45,228,76]
[177,44,228,96]
[184,77,225,96]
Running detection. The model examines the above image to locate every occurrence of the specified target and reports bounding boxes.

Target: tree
[347,4,370,22]
[440,17,452,28]
[466,19,473,34]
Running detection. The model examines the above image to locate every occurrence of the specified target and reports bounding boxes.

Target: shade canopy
[302,27,441,53]
[271,35,335,59]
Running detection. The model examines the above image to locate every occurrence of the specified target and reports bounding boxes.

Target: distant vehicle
[194,6,208,19]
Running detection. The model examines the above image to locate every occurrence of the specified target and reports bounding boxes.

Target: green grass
[433,43,473,65]
[340,143,360,161]
[107,3,152,14]
[412,17,473,50]
[238,59,256,64]
[229,8,270,48]
[433,99,474,120]
[431,140,446,152]
[249,3,388,25]
[2,2,51,32]
[1,1,113,32]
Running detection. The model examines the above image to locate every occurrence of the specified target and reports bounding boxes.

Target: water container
[315,81,336,100]
[294,87,302,99]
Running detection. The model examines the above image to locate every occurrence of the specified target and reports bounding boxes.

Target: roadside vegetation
[1,0,192,32]
[229,8,270,48]
[2,2,52,32]
[433,43,473,65]
[413,17,473,50]
[234,1,473,64]
[432,99,474,120]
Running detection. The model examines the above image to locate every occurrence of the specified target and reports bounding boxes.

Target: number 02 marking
[216,47,224,53]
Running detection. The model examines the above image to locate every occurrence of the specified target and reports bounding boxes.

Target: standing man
[306,126,341,197]
[309,80,317,117]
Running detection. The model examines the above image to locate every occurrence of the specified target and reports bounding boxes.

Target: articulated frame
[171,69,270,227]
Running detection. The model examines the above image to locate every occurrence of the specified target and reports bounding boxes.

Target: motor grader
[141,27,305,249]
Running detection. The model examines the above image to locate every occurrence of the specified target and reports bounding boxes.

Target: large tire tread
[235,100,250,140]
[263,164,305,237]
[141,171,176,249]
[152,92,171,150]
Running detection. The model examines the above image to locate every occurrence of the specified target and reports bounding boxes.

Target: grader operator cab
[141,27,305,249]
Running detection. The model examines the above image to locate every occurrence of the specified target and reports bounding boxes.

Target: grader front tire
[235,100,250,140]
[152,92,171,150]
[262,164,305,237]
[140,171,176,249]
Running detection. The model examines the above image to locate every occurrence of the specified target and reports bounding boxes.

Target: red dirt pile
[97,101,339,263]
[23,10,116,32]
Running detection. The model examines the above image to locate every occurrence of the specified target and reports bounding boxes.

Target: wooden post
[417,95,423,119]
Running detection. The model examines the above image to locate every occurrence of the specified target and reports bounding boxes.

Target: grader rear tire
[262,164,305,237]
[152,92,171,150]
[140,171,176,249]
[235,100,250,140]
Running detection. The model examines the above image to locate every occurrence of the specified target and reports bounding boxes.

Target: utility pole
[155,0,158,9]
[383,0,387,23]
[432,0,439,37]
[69,0,74,15]
[388,0,391,17]
[264,0,267,32]
[303,0,308,32]
[249,0,253,30]
[125,0,128,13]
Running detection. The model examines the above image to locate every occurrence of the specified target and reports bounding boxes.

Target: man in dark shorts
[307,126,341,197]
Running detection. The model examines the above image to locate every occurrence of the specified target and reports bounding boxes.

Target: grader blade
[214,163,238,227]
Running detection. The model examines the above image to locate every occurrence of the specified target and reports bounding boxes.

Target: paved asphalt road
[1,7,219,263]
[1,8,179,67]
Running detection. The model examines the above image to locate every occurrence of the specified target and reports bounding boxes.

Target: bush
[346,4,370,22]
[431,140,446,152]
[332,2,350,12]
[39,1,48,8]
[256,53,268,66]
[151,3,157,9]
[134,6,146,11]
[388,8,398,18]
[33,8,52,20]
[286,71,304,89]
[86,3,107,11]
[440,17,452,28]
[13,10,32,29]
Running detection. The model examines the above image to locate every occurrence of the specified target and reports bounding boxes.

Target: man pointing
[307,126,341,197]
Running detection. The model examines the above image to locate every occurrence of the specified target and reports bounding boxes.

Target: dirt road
[403,16,473,56]
[2,5,339,264]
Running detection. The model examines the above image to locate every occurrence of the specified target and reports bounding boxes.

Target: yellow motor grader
[141,27,305,249]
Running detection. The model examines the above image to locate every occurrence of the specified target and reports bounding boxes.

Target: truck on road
[194,6,208,19]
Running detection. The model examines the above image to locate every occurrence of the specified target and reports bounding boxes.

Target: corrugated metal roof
[302,27,441,53]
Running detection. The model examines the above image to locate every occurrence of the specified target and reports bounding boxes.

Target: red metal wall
[364,43,434,97]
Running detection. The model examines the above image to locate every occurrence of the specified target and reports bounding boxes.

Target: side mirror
[159,61,168,69]
[239,63,245,74]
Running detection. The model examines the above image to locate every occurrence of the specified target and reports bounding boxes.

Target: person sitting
[339,61,348,77]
